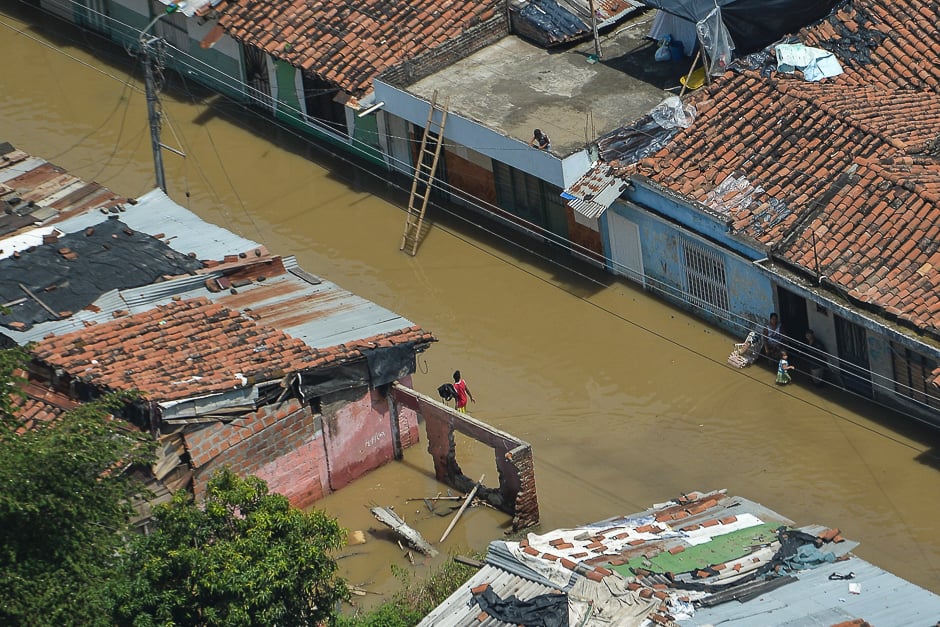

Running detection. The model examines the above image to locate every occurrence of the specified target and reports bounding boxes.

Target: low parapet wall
[390,383,539,531]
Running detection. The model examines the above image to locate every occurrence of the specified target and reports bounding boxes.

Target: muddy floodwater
[2,4,938,606]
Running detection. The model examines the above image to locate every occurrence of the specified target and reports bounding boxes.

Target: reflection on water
[1,4,938,605]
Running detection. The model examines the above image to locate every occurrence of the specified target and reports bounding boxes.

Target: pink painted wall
[323,387,397,490]
[188,383,420,507]
[397,374,420,448]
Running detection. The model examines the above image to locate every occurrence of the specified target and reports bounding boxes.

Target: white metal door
[608,212,644,286]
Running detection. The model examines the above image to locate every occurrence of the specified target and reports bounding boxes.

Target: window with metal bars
[890,342,940,408]
[680,238,729,315]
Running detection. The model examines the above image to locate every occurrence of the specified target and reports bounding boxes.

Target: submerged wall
[184,383,419,509]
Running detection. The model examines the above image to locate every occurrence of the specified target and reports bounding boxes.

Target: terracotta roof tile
[8,381,79,434]
[217,0,503,96]
[29,297,434,402]
[612,0,940,338]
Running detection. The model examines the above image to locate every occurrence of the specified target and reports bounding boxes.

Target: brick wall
[189,399,330,508]
[390,384,539,531]
[380,15,508,88]
[185,385,420,508]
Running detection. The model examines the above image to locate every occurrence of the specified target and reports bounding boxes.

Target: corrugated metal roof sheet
[682,553,940,626]
[421,491,940,627]
[563,165,630,219]
[3,255,419,351]
[418,564,559,627]
[52,188,262,262]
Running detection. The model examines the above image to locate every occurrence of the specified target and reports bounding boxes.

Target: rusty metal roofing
[0,143,127,238]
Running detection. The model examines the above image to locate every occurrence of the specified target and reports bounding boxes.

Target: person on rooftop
[530,129,551,151]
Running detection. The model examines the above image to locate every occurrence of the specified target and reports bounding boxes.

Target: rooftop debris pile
[420,489,940,626]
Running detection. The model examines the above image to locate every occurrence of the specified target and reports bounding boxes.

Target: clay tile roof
[28,297,434,403]
[217,0,503,96]
[29,297,324,402]
[613,0,940,337]
[7,380,79,434]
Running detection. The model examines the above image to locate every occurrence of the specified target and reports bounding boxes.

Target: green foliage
[339,553,483,627]
[0,369,151,626]
[0,346,28,435]
[112,468,349,627]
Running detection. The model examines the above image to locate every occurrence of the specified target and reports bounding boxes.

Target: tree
[0,347,151,626]
[112,468,348,627]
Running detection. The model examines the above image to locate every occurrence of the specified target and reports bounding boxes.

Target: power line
[6,1,940,435]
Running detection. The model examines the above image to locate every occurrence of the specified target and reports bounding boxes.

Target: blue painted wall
[603,198,775,337]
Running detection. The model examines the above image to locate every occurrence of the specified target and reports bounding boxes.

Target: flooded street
[2,3,938,605]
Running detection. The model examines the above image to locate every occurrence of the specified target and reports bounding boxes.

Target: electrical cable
[6,1,940,434]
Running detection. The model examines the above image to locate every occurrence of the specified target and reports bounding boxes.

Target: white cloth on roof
[775,43,843,81]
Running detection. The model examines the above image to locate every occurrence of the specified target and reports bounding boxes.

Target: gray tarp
[638,0,844,52]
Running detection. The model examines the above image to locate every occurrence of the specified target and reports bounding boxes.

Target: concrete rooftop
[408,11,692,157]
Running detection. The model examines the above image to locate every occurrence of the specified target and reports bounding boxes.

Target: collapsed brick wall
[390,384,539,531]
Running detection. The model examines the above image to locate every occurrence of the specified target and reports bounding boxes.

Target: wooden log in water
[370,506,438,556]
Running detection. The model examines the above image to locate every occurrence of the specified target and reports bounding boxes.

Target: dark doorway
[776,287,809,351]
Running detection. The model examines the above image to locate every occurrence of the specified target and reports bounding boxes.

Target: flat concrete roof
[408,11,692,157]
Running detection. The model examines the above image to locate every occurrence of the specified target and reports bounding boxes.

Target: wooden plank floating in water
[370,506,438,556]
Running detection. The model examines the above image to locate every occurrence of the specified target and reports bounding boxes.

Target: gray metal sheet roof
[418,564,559,627]
[563,166,630,219]
[3,188,416,350]
[4,257,416,350]
[680,553,940,627]
[52,188,262,262]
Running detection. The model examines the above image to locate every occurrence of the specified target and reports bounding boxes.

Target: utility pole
[137,3,185,194]
[588,0,602,60]
[140,36,166,193]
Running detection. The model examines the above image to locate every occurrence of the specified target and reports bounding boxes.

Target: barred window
[680,238,729,315]
[890,342,940,408]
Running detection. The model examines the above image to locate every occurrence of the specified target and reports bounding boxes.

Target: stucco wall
[320,386,398,490]
[185,384,419,508]
[605,200,775,336]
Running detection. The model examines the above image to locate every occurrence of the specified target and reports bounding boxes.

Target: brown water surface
[2,4,938,606]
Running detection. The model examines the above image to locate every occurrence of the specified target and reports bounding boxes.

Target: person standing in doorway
[804,329,828,386]
[762,312,783,360]
[452,370,475,413]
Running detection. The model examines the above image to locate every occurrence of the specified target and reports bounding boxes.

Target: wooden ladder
[400,90,449,256]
